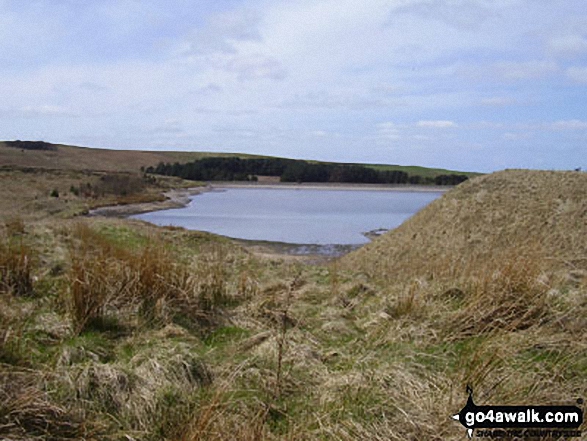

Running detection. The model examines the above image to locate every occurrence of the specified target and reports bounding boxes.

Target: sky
[0,0,586,173]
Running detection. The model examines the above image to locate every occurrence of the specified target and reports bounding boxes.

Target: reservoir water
[132,188,443,245]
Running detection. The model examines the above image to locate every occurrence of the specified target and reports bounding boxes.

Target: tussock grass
[178,363,275,441]
[65,223,239,334]
[0,298,30,365]
[55,340,213,438]
[66,224,131,334]
[0,235,34,297]
[0,369,89,440]
[68,248,124,334]
[191,244,231,312]
[445,256,551,339]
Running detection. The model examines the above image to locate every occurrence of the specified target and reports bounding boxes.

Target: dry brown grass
[342,170,587,281]
[0,368,90,440]
[4,216,26,236]
[0,297,31,365]
[0,168,176,223]
[0,142,263,173]
[56,340,212,439]
[0,234,34,297]
[334,171,587,438]
[65,223,242,334]
[66,223,130,333]
[444,256,551,339]
[178,364,272,441]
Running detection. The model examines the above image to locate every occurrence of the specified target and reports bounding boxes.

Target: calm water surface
[133,188,442,245]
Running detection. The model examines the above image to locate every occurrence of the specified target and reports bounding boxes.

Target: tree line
[144,157,469,186]
[5,140,58,151]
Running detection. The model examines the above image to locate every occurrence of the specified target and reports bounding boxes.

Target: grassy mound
[342,169,587,281]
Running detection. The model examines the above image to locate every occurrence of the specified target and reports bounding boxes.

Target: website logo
[452,386,583,439]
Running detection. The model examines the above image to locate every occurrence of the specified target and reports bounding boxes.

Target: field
[0,150,585,439]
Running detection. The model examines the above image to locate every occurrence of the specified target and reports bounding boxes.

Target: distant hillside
[0,140,478,179]
[341,169,587,279]
[349,162,480,179]
[0,141,263,173]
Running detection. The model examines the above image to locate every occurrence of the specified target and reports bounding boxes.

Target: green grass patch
[94,224,151,250]
[203,326,251,347]
[63,330,117,363]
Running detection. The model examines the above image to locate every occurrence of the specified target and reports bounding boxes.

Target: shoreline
[88,186,211,218]
[88,181,449,259]
[89,181,450,218]
[210,181,451,192]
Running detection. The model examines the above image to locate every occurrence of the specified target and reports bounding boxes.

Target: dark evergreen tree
[144,156,467,186]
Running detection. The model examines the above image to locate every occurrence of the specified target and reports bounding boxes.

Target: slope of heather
[0,141,263,173]
[341,169,587,280]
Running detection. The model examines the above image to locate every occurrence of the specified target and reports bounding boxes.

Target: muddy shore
[88,186,211,217]
[211,181,450,192]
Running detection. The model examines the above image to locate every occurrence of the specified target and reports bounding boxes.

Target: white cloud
[462,60,560,82]
[499,60,559,81]
[417,120,458,128]
[390,0,500,30]
[222,54,287,81]
[503,132,532,141]
[281,90,384,110]
[547,35,587,58]
[17,105,77,118]
[412,135,432,141]
[376,122,402,140]
[480,97,516,106]
[550,120,587,130]
[566,66,587,83]
[151,119,184,134]
[182,9,262,56]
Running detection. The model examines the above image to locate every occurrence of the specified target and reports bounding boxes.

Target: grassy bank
[0,167,199,222]
[0,167,585,440]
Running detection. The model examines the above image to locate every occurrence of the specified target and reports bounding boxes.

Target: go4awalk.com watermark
[452,387,583,438]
